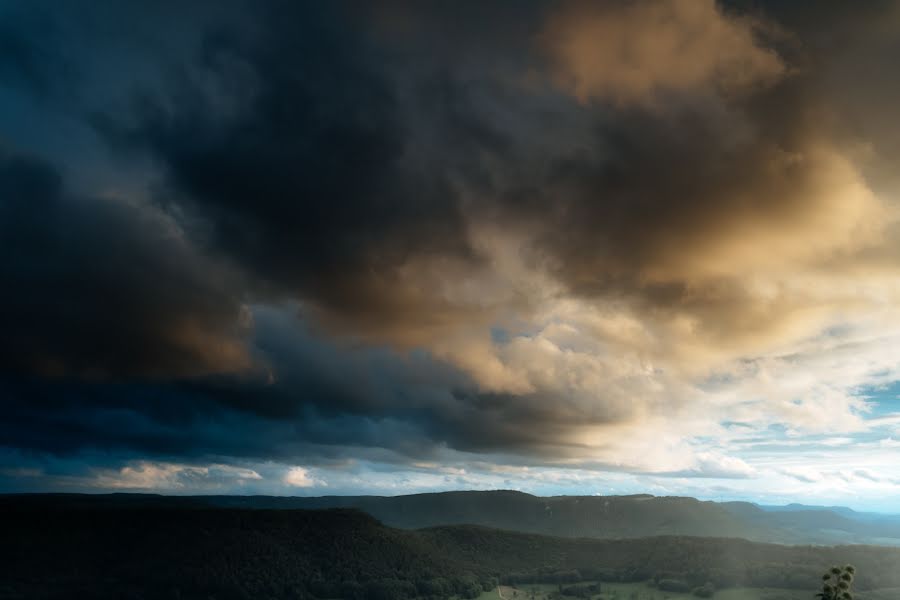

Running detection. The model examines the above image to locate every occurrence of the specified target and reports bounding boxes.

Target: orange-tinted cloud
[540,0,785,106]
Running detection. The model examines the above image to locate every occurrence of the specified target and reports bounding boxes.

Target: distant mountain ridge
[9,490,900,546]
[208,490,900,545]
[758,503,900,522]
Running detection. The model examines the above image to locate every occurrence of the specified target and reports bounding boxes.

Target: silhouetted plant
[817,564,855,600]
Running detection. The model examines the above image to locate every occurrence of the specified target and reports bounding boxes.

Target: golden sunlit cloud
[540,0,785,106]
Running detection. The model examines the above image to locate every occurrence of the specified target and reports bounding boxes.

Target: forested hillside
[0,507,488,600]
[4,501,900,600]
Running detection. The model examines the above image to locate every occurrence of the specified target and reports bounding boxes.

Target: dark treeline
[3,503,900,599]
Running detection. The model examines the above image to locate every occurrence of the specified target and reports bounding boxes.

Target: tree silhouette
[817,564,855,600]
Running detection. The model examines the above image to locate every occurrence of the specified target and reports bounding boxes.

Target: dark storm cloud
[0,317,495,462]
[94,1,483,336]
[0,5,67,96]
[0,296,462,461]
[1,0,899,480]
[0,302,614,464]
[0,151,250,377]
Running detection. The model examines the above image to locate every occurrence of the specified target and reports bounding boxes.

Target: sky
[2,0,900,511]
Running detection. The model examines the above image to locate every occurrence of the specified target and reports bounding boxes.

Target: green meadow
[483,581,892,600]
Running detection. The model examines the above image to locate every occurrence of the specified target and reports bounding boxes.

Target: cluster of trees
[819,565,856,600]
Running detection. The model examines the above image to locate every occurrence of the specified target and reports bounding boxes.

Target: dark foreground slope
[3,501,900,600]
[0,507,478,600]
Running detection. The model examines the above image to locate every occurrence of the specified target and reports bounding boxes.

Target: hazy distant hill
[4,500,900,599]
[758,503,900,523]
[719,500,900,545]
[245,491,771,540]
[7,490,900,546]
[209,490,900,546]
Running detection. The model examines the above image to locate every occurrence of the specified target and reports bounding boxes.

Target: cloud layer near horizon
[2,0,900,507]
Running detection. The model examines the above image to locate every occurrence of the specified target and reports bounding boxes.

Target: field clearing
[479,588,505,600]
[493,581,896,600]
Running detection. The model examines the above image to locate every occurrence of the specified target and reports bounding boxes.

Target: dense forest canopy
[3,499,900,600]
